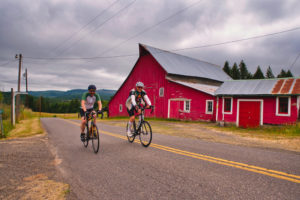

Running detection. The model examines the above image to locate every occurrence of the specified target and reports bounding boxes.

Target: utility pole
[11,88,14,125]
[15,54,22,121]
[25,68,28,92]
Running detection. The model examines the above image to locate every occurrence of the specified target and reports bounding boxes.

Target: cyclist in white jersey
[80,85,102,141]
[126,82,151,136]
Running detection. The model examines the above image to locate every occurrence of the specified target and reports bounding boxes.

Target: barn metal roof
[215,78,300,96]
[167,77,219,95]
[141,44,232,82]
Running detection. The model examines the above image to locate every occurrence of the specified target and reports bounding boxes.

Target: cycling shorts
[80,108,94,118]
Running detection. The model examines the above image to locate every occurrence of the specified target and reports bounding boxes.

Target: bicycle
[82,110,101,153]
[126,105,154,147]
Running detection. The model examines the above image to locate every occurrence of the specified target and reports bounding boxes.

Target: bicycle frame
[132,106,153,135]
[85,111,97,138]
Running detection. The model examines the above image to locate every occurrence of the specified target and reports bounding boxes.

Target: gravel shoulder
[0,132,69,199]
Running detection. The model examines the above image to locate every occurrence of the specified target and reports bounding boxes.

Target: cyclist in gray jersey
[80,85,102,141]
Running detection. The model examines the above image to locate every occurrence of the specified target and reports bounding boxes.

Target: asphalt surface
[41,118,300,200]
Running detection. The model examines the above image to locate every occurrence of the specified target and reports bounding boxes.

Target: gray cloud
[1,0,300,91]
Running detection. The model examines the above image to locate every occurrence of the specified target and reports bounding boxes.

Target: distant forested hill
[28,89,116,101]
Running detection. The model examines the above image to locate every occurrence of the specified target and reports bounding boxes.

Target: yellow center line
[62,119,300,184]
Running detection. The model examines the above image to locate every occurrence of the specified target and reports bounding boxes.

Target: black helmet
[88,84,96,90]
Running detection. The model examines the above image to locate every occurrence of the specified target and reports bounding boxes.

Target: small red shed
[108,44,231,121]
[215,78,300,127]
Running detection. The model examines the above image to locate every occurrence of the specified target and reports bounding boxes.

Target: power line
[289,52,300,71]
[23,25,300,61]
[57,0,136,55]
[0,60,16,67]
[170,27,300,52]
[51,0,121,53]
[97,0,203,57]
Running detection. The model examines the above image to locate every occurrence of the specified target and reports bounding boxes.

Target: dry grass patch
[16,174,69,200]
[7,118,44,139]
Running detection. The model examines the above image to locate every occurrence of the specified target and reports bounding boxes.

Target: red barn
[215,78,300,127]
[108,44,231,120]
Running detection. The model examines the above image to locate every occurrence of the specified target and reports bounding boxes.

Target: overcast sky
[0,0,300,91]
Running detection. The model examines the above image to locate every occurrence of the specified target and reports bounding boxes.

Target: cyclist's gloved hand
[97,110,103,114]
[135,105,139,111]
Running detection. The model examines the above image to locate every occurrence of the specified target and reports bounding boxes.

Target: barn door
[170,101,181,119]
[239,101,261,128]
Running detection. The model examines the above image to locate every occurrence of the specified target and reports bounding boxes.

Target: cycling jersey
[126,89,151,110]
[81,92,101,110]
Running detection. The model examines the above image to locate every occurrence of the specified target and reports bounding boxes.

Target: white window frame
[276,96,291,117]
[159,87,164,97]
[119,104,123,112]
[184,100,191,113]
[223,97,233,114]
[206,100,214,114]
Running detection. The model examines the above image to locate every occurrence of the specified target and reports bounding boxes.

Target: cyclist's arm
[144,95,151,106]
[81,100,87,112]
[97,101,102,111]
[95,94,102,111]
[130,94,137,106]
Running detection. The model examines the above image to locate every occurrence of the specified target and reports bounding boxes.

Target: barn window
[206,100,213,114]
[276,97,290,116]
[224,97,232,113]
[119,104,123,112]
[159,87,164,97]
[184,100,190,112]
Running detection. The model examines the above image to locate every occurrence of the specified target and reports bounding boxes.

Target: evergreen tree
[231,62,241,80]
[0,91,2,103]
[239,60,251,79]
[265,66,275,78]
[277,69,287,78]
[223,61,232,77]
[253,66,265,79]
[286,70,293,77]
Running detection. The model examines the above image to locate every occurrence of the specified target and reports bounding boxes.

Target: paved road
[41,118,300,200]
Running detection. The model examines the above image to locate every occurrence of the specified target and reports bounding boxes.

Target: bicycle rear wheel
[91,124,100,153]
[126,122,135,143]
[139,121,152,147]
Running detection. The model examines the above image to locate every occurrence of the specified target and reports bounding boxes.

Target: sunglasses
[137,86,143,89]
[89,90,95,93]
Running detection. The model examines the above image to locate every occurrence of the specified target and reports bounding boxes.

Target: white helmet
[136,81,144,88]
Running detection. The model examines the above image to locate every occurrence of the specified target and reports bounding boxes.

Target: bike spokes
[91,125,100,153]
[139,121,152,147]
[126,123,135,143]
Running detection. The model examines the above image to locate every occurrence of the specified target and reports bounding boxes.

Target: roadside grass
[213,122,300,139]
[7,118,44,139]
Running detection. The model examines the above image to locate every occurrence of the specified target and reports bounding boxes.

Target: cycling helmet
[88,84,96,90]
[136,82,144,88]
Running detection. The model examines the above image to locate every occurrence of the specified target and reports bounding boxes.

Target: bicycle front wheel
[83,126,89,148]
[92,125,100,153]
[139,121,152,147]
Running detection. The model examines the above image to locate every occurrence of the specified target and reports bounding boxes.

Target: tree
[253,66,265,79]
[286,70,293,77]
[0,91,3,103]
[223,61,232,77]
[231,62,240,80]
[277,69,287,78]
[265,66,275,78]
[239,60,251,79]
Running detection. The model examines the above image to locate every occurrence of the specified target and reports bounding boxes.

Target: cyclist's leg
[80,109,86,141]
[127,106,135,136]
